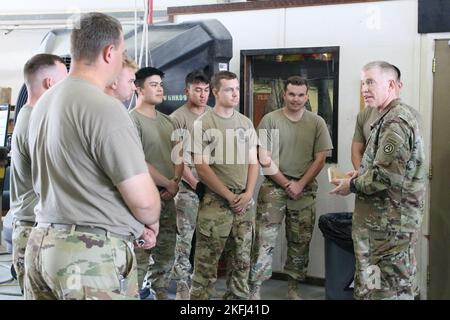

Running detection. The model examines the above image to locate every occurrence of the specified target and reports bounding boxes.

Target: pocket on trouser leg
[366,230,415,300]
[257,183,285,225]
[12,225,33,291]
[23,228,52,300]
[119,240,139,297]
[284,200,316,280]
[59,232,138,300]
[190,231,220,300]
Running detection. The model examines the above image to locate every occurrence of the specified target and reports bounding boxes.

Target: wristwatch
[349,177,357,194]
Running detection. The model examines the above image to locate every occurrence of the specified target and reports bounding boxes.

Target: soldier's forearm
[182,165,198,188]
[297,152,327,188]
[245,163,259,195]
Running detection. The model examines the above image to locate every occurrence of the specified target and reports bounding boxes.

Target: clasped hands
[135,221,159,250]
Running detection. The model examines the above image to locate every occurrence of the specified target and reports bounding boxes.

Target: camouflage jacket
[353,99,426,233]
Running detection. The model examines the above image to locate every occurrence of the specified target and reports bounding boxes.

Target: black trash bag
[318,212,353,252]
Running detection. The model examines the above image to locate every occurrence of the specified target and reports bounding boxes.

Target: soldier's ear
[111,79,118,90]
[42,77,52,90]
[388,79,396,91]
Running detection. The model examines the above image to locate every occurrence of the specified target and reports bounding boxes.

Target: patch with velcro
[381,134,402,156]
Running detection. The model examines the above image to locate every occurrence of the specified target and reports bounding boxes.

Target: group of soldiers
[9,12,425,300]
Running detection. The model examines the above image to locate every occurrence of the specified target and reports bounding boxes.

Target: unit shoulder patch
[382,132,403,155]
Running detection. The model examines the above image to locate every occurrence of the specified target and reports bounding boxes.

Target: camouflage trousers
[24,225,138,300]
[352,225,419,300]
[135,198,177,291]
[12,222,34,292]
[249,179,316,286]
[172,183,200,284]
[190,190,255,300]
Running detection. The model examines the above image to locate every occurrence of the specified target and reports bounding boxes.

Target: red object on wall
[148,0,153,24]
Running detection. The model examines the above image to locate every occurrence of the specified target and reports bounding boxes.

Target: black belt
[36,223,135,242]
[14,220,36,227]
[181,180,194,191]
[229,188,246,194]
[204,187,246,195]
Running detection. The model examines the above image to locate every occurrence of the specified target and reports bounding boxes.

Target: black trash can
[318,212,355,300]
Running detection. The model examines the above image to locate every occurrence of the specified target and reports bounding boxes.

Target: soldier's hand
[160,189,174,201]
[230,192,253,215]
[227,193,239,210]
[346,170,359,178]
[137,224,159,249]
[146,221,159,238]
[330,178,351,196]
[166,179,179,196]
[285,180,304,200]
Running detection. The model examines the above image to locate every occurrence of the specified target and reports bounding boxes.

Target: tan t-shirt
[352,107,380,144]
[170,103,211,177]
[193,109,257,190]
[130,109,176,179]
[258,109,333,179]
[28,76,148,238]
[10,105,37,222]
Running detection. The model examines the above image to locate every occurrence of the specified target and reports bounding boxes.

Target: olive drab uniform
[189,109,258,300]
[10,105,36,292]
[352,99,425,300]
[170,104,211,296]
[129,109,178,298]
[25,77,148,299]
[353,106,381,145]
[249,109,333,293]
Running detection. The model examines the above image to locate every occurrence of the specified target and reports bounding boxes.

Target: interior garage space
[0,0,449,304]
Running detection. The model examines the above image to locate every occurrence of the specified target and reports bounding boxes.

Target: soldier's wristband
[195,181,206,200]
[349,177,357,194]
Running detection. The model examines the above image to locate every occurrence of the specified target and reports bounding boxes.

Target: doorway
[429,39,450,299]
[240,47,340,163]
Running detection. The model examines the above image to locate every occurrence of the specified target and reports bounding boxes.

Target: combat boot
[154,288,169,300]
[249,283,261,300]
[175,281,190,300]
[287,278,304,300]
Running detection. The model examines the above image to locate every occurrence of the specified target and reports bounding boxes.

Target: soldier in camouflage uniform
[25,13,160,300]
[9,53,67,292]
[170,70,211,299]
[331,61,425,300]
[131,67,184,300]
[190,71,259,300]
[249,76,333,300]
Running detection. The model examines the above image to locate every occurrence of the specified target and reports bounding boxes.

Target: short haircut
[284,76,309,92]
[123,54,138,71]
[362,61,401,81]
[210,71,237,91]
[70,12,123,64]
[391,64,401,82]
[134,67,164,88]
[23,53,65,86]
[185,70,210,87]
